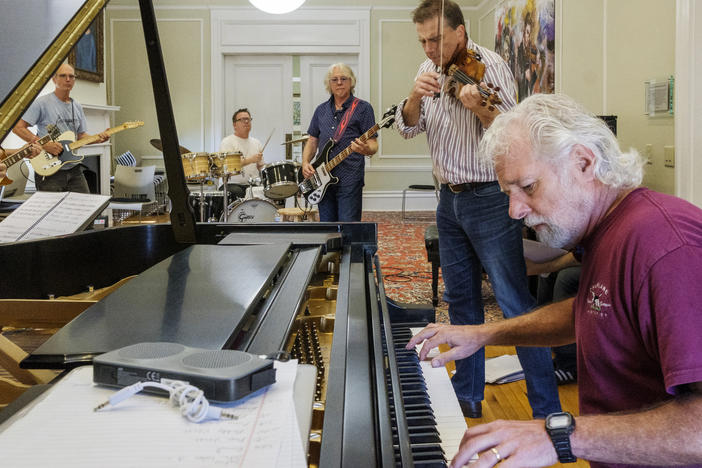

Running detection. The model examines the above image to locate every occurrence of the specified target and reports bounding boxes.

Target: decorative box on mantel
[75,103,120,195]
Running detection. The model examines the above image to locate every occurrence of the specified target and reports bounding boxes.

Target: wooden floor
[443,345,589,467]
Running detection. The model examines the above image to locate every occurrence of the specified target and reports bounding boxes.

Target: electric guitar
[0,124,61,186]
[30,120,144,177]
[299,105,397,205]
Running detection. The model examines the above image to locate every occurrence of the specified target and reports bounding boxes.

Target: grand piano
[0,1,466,466]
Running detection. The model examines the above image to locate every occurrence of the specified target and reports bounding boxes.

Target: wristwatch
[545,411,576,463]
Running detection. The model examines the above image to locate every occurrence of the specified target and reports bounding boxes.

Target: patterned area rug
[362,211,502,324]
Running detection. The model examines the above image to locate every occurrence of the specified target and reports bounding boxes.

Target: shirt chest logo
[586,282,612,319]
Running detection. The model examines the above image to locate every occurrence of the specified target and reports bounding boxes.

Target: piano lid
[0,0,108,141]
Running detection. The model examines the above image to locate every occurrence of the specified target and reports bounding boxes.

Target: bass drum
[225,198,279,223]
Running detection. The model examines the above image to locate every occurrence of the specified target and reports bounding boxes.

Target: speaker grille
[182,350,252,368]
[117,342,186,359]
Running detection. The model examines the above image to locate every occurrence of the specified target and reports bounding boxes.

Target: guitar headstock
[46,124,61,140]
[121,121,145,129]
[379,105,397,129]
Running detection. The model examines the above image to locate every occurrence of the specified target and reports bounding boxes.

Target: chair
[109,165,158,224]
[424,224,440,306]
[401,174,440,220]
[115,150,137,167]
[114,151,168,214]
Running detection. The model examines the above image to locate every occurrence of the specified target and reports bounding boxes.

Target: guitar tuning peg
[487,83,494,89]
[494,86,501,93]
[488,105,495,112]
[480,100,487,107]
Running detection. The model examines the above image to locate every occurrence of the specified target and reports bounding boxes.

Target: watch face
[548,414,571,429]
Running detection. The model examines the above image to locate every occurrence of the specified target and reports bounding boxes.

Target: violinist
[395,0,561,421]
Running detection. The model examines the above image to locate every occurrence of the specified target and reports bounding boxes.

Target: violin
[442,48,502,112]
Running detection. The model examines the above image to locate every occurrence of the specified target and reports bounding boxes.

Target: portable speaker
[93,342,276,403]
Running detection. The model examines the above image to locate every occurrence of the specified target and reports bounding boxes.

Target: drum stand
[220,168,230,222]
[198,179,206,223]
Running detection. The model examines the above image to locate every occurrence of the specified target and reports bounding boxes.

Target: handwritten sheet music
[0,362,306,467]
[0,191,109,242]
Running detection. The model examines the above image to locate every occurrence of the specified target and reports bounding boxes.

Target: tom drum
[210,151,242,176]
[260,161,301,200]
[181,152,211,181]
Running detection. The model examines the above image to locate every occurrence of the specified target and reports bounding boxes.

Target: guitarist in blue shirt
[301,63,377,222]
[13,63,109,193]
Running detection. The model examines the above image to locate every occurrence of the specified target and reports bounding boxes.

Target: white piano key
[420,361,468,463]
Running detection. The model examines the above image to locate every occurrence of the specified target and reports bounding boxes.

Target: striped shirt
[395,39,517,184]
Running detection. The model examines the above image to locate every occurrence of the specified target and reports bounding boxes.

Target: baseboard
[362,190,438,212]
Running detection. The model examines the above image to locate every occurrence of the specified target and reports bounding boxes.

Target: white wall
[102,0,689,210]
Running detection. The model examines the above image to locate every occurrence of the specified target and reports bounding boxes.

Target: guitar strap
[332,97,360,143]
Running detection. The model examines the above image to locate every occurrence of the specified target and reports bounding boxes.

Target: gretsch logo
[238,211,254,222]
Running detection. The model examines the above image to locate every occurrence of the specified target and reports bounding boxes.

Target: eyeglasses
[57,73,76,80]
[330,77,349,84]
[235,117,252,123]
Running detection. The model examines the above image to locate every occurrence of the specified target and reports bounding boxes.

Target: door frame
[210,7,371,152]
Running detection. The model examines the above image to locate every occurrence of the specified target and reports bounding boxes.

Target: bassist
[301,63,377,221]
[13,63,109,193]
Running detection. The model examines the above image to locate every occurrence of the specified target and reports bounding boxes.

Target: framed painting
[495,0,555,102]
[68,11,104,83]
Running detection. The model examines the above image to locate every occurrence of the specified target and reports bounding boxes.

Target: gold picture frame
[68,10,104,83]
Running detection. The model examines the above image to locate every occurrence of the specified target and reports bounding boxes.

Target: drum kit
[149,138,306,223]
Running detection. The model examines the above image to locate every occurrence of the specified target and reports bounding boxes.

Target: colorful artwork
[495,0,555,101]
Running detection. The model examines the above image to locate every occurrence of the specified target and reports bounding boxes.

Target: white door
[223,55,293,163]
[299,55,359,135]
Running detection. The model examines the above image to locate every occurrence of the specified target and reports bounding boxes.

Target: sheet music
[484,354,524,384]
[0,362,306,467]
[522,238,567,263]
[0,191,64,242]
[0,192,109,242]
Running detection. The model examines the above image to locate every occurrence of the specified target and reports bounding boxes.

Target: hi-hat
[150,138,192,155]
[281,134,310,145]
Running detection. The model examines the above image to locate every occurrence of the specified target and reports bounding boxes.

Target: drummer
[219,108,264,199]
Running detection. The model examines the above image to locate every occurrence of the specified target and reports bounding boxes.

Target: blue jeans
[437,183,561,418]
[318,180,363,222]
[35,165,90,193]
[537,266,582,374]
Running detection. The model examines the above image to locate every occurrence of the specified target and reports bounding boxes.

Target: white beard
[526,175,593,249]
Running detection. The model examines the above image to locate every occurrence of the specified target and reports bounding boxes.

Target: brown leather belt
[444,181,495,193]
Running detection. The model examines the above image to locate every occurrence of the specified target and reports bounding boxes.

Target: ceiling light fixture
[248,0,306,15]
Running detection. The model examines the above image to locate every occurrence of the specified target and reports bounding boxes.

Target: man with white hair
[301,63,377,221]
[408,93,702,467]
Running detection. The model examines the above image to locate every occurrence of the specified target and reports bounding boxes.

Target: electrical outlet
[644,144,653,164]
[664,145,675,167]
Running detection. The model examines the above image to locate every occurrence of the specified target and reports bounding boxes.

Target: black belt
[443,181,495,193]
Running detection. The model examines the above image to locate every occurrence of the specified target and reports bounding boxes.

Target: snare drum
[181,152,211,181]
[260,161,302,199]
[188,191,227,222]
[225,198,279,223]
[210,151,242,176]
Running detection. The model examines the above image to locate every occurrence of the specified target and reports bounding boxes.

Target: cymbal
[281,134,309,145]
[150,138,192,155]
